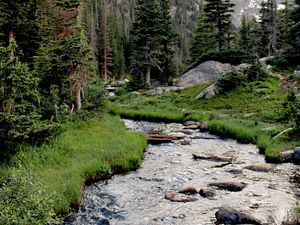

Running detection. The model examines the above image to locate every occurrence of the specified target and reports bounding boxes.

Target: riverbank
[109,76,300,162]
[0,114,147,224]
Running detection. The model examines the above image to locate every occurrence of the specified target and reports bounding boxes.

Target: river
[62,119,298,225]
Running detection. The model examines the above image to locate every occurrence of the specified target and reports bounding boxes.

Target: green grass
[109,75,299,161]
[0,114,147,217]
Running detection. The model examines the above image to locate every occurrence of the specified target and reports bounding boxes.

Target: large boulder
[215,206,262,224]
[177,61,231,87]
[208,181,246,192]
[294,147,300,163]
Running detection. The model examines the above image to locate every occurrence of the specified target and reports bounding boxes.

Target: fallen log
[147,134,184,144]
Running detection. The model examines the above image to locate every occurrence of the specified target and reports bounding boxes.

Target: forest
[0,0,300,224]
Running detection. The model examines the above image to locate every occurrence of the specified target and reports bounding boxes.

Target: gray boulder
[178,61,231,87]
[195,83,223,99]
[145,86,184,96]
[294,147,300,163]
[215,206,262,224]
[294,70,300,78]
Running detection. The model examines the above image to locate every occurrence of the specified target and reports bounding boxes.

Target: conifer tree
[259,0,277,57]
[157,0,177,83]
[204,0,235,50]
[238,16,256,54]
[130,0,161,85]
[277,0,293,51]
[190,1,216,62]
[290,0,300,53]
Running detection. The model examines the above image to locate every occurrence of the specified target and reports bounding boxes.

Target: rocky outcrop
[178,61,231,87]
[165,192,198,202]
[145,86,185,96]
[293,147,300,162]
[215,206,262,225]
[208,181,246,192]
[195,83,222,99]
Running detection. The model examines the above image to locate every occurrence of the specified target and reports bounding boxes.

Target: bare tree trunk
[8,31,14,61]
[75,81,82,110]
[146,66,151,85]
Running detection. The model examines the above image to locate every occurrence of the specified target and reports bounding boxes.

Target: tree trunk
[146,66,151,85]
[75,81,82,110]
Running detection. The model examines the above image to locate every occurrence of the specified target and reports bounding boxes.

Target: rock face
[195,83,222,99]
[215,206,262,225]
[177,61,231,87]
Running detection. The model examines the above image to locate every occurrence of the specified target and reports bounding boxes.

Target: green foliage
[267,56,293,72]
[190,3,216,62]
[289,0,300,53]
[0,167,58,225]
[0,39,56,156]
[191,49,254,69]
[56,0,80,9]
[281,90,300,127]
[217,68,246,92]
[0,114,147,215]
[83,81,107,111]
[204,0,235,50]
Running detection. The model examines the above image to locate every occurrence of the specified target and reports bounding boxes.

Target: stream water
[63,120,299,225]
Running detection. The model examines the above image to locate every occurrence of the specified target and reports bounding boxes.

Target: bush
[115,87,128,96]
[192,49,254,68]
[266,56,292,72]
[281,90,300,127]
[0,168,58,225]
[83,81,107,111]
[217,68,246,92]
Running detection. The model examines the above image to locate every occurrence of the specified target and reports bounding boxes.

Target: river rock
[215,206,262,225]
[294,70,300,78]
[281,150,294,163]
[184,121,201,126]
[208,181,246,192]
[193,153,232,163]
[147,134,183,144]
[96,219,110,225]
[178,61,231,87]
[293,147,300,163]
[180,139,191,145]
[165,192,198,202]
[244,164,274,172]
[199,188,217,199]
[178,186,198,194]
[184,124,200,130]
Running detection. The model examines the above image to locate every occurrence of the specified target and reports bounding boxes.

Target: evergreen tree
[130,0,161,85]
[277,0,293,51]
[0,38,41,153]
[259,0,277,57]
[157,0,177,83]
[290,0,300,53]
[204,0,235,50]
[190,1,216,62]
[238,16,257,55]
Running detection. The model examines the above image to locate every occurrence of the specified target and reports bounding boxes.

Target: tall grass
[0,114,147,219]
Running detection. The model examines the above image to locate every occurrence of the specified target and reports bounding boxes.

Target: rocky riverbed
[63,120,299,225]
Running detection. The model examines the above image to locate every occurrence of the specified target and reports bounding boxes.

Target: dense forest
[0,0,300,224]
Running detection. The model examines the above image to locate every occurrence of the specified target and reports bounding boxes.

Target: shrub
[217,68,246,92]
[281,90,300,125]
[0,168,58,225]
[115,87,128,96]
[266,56,292,72]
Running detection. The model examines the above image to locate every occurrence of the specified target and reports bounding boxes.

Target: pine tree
[238,16,256,55]
[204,0,235,50]
[277,0,293,51]
[190,1,216,62]
[157,0,177,83]
[0,38,41,151]
[130,0,161,85]
[259,0,277,57]
[290,0,300,53]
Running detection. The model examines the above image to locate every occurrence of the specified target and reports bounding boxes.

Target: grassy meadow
[0,114,147,223]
